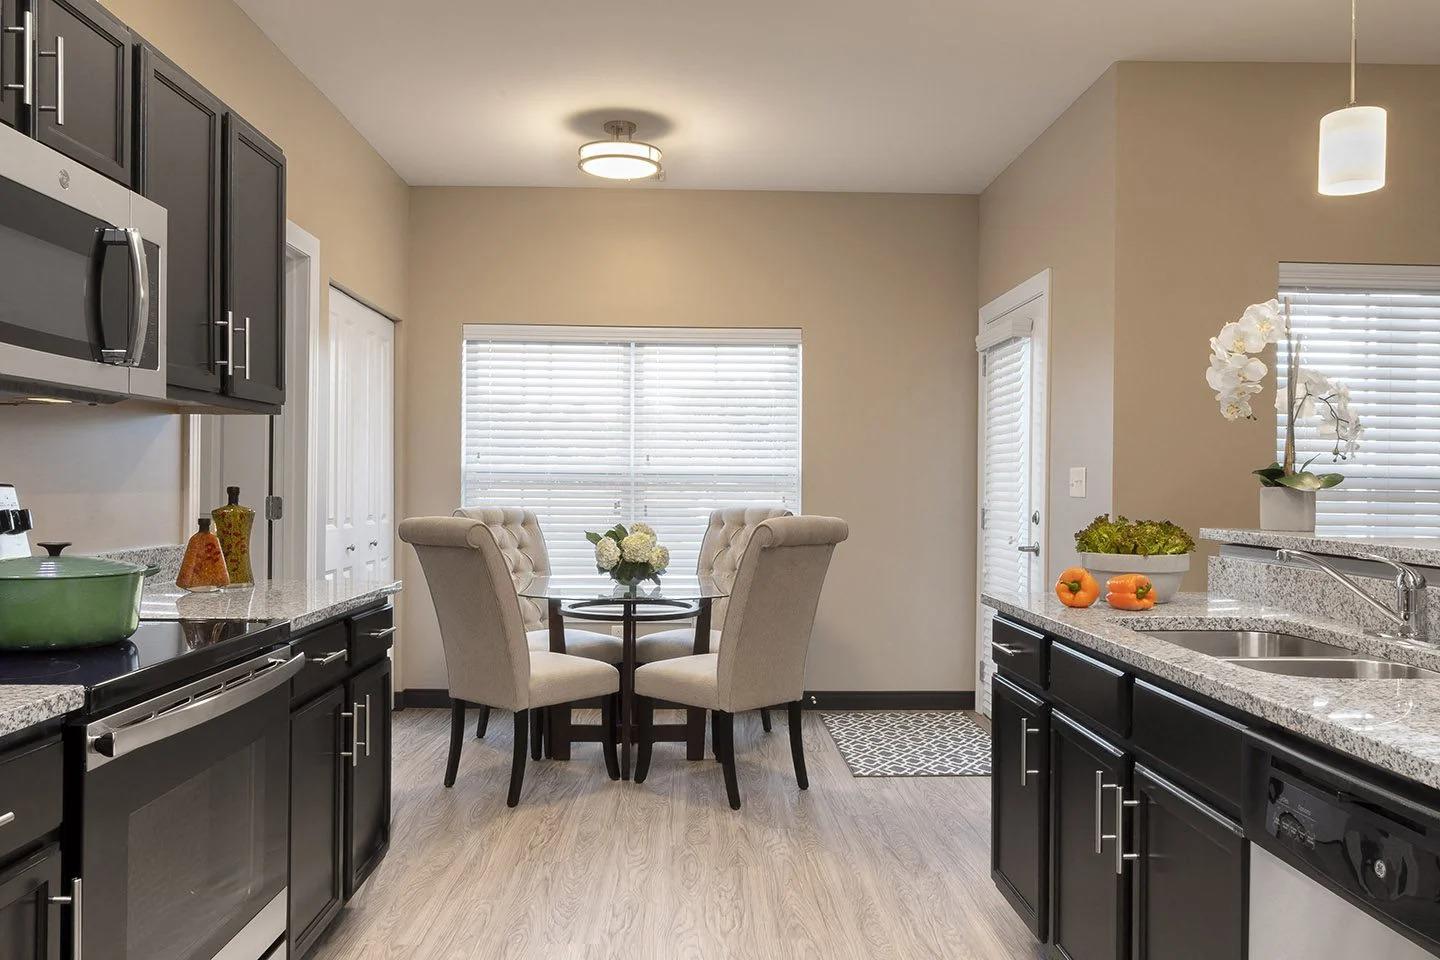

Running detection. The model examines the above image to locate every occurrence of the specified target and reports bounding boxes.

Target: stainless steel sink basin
[1137,629,1354,659]
[1229,658,1440,680]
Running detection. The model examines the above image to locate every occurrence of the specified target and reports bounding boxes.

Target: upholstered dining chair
[632,515,848,809]
[635,505,792,730]
[400,516,621,807]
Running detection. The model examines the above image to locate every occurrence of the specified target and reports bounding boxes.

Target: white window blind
[462,326,802,577]
[1278,264,1440,537]
[980,337,1033,601]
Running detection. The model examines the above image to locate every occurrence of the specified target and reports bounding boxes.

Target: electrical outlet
[1069,467,1087,498]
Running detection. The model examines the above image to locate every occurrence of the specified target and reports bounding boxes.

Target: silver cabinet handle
[1019,721,1040,787]
[243,317,251,380]
[38,32,61,124]
[366,627,396,640]
[2,10,34,105]
[312,649,347,666]
[48,877,81,960]
[1094,770,1106,854]
[232,317,247,377]
[992,641,1023,656]
[216,312,232,373]
[362,694,372,758]
[1111,784,1140,875]
[341,706,359,768]
[0,811,13,828]
[123,227,149,366]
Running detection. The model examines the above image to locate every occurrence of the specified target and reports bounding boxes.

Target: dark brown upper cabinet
[135,41,224,396]
[224,111,286,407]
[34,0,131,184]
[0,0,25,132]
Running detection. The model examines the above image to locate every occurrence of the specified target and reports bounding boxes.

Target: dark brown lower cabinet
[288,685,346,959]
[1130,765,1246,960]
[0,844,61,960]
[1050,711,1128,960]
[991,675,1049,940]
[344,657,392,899]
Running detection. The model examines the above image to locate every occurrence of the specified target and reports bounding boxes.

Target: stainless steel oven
[0,119,166,402]
[66,647,304,960]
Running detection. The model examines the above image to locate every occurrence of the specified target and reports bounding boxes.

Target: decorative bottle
[211,486,255,586]
[177,518,231,592]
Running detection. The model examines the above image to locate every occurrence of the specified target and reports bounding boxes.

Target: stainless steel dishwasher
[1244,732,1440,959]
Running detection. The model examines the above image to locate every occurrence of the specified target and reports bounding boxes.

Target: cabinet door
[1131,765,1245,960]
[1050,711,1128,960]
[34,0,131,183]
[289,685,346,960]
[344,657,391,898]
[223,111,285,406]
[136,43,224,395]
[0,844,61,960]
[0,0,25,131]
[991,674,1049,940]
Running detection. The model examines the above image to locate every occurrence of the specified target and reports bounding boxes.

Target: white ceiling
[235,0,1440,194]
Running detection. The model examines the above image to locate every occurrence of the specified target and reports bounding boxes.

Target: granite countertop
[1202,527,1440,568]
[141,577,402,631]
[0,685,85,738]
[982,590,1440,791]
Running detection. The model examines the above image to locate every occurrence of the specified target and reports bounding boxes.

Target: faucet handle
[1359,553,1426,589]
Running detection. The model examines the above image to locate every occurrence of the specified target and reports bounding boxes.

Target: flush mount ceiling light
[578,120,662,181]
[1318,0,1386,196]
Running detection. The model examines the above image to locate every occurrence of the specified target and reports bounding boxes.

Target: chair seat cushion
[636,627,722,663]
[527,651,620,709]
[634,654,721,710]
[527,627,623,663]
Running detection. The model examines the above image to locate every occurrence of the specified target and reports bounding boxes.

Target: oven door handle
[89,653,304,761]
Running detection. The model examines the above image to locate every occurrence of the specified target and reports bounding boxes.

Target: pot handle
[37,541,71,556]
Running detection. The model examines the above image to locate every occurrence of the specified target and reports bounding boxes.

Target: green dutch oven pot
[0,542,160,649]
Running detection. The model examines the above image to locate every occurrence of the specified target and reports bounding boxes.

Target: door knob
[1017,543,1040,555]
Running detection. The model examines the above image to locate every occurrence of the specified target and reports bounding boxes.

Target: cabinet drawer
[0,739,63,862]
[292,623,351,705]
[349,605,394,668]
[991,617,1048,690]
[1131,680,1246,816]
[1049,642,1130,737]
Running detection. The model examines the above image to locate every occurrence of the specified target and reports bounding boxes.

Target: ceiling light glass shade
[577,139,662,180]
[1318,104,1387,196]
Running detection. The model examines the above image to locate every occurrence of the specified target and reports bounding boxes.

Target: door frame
[974,268,1049,712]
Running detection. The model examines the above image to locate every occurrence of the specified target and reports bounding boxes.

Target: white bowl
[1077,552,1192,603]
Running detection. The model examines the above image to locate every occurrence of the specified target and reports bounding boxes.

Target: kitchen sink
[1229,658,1440,680]
[1137,629,1354,659]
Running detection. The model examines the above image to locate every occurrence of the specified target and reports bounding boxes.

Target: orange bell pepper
[1055,567,1101,608]
[1106,574,1156,611]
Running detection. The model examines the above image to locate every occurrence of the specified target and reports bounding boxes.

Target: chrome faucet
[1276,549,1428,643]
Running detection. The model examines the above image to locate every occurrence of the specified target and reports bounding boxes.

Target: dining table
[516,575,729,780]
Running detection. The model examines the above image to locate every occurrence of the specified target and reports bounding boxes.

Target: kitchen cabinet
[990,674,1048,940]
[288,685,346,960]
[344,656,392,898]
[135,42,224,396]
[223,111,286,407]
[0,844,61,960]
[34,0,131,184]
[0,0,23,131]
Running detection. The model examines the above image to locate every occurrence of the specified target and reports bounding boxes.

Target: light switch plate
[1069,467,1087,498]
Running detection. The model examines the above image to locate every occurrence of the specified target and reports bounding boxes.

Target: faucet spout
[1275,549,1427,642]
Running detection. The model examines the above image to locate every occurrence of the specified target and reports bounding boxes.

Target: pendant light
[1317,0,1386,196]
[578,121,663,181]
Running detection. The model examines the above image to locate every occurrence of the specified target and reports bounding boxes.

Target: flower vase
[1259,487,1316,532]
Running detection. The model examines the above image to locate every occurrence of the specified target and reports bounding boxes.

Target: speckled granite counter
[982,590,1440,791]
[0,685,84,738]
[1201,527,1440,568]
[140,578,402,631]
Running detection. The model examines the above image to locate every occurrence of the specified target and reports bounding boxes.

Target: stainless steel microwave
[0,121,166,402]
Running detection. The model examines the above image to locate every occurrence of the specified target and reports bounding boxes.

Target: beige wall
[979,68,1117,573]
[1113,62,1440,586]
[0,0,409,553]
[402,188,978,693]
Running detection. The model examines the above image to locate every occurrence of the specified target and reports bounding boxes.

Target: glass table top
[516,575,727,602]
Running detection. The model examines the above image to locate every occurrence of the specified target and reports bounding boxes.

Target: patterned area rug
[821,711,991,777]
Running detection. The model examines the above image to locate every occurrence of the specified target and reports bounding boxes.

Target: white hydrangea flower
[630,522,655,537]
[594,536,621,570]
[648,545,669,570]
[620,531,656,562]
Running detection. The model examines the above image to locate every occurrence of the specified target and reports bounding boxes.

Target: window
[461,325,802,577]
[1278,263,1440,536]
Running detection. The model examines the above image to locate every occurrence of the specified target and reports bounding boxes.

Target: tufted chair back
[698,506,793,628]
[453,507,551,630]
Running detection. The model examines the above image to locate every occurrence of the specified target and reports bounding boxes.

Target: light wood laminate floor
[312,707,1044,960]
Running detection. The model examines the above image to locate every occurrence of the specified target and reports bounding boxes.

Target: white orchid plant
[1206,298,1362,491]
[586,522,670,586]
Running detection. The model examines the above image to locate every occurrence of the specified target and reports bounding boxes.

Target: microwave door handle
[89,653,303,761]
[123,227,149,365]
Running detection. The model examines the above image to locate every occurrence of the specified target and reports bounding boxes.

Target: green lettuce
[1074,515,1195,556]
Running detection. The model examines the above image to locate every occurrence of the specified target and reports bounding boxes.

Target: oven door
[76,649,304,960]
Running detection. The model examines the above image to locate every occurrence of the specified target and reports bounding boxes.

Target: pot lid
[0,554,151,581]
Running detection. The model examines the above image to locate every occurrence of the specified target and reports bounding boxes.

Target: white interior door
[323,288,395,585]
[975,271,1048,717]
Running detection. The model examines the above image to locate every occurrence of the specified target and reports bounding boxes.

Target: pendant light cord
[1349,0,1358,105]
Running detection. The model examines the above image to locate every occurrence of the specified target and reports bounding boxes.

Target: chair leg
[788,701,808,790]
[508,709,529,807]
[601,694,621,781]
[634,696,655,783]
[711,710,721,761]
[529,708,544,761]
[761,707,773,732]
[475,704,490,739]
[444,699,466,787]
[715,710,741,810]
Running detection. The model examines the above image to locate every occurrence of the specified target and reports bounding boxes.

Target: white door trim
[275,221,322,579]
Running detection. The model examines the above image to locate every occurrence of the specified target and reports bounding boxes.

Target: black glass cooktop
[0,618,290,715]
